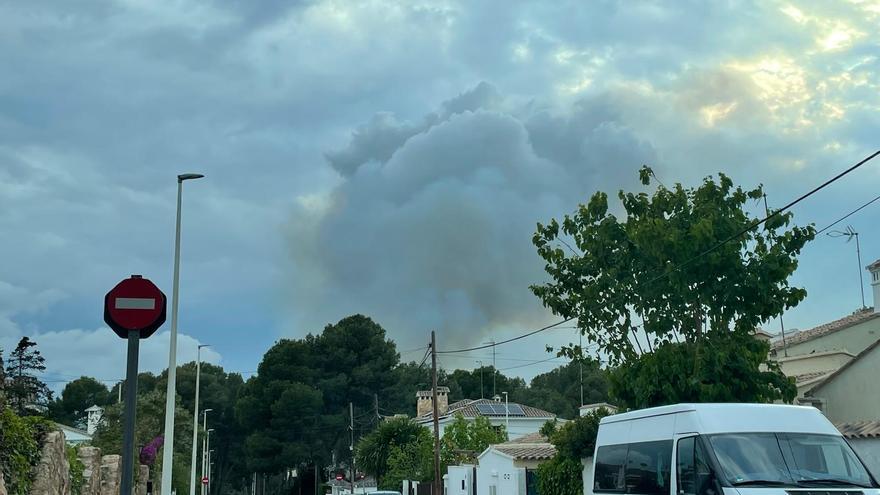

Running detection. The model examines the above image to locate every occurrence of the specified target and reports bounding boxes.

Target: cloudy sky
[2,0,879,392]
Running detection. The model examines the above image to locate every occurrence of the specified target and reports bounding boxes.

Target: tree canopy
[532,168,815,364]
[4,337,52,415]
[48,376,112,427]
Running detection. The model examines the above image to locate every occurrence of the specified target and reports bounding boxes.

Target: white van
[588,404,879,495]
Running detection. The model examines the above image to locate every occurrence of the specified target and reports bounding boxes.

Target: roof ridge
[772,309,879,350]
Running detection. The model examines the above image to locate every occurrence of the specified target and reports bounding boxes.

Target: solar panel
[476,404,497,415]
[506,404,526,416]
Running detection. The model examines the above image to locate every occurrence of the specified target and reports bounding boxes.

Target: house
[770,258,880,476]
[414,388,557,440]
[475,432,555,495]
[578,403,618,417]
[85,404,104,435]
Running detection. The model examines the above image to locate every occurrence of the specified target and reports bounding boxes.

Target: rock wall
[99,455,121,495]
[78,447,103,495]
[1,471,8,495]
[29,430,70,495]
[135,466,149,495]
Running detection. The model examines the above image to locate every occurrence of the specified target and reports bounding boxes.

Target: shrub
[67,445,85,495]
[0,407,51,495]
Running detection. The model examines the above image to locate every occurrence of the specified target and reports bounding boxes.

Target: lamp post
[161,172,205,495]
[201,412,213,495]
[189,345,210,495]
[476,361,484,399]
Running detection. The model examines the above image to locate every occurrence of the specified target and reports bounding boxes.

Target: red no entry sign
[104,275,167,339]
[202,477,209,485]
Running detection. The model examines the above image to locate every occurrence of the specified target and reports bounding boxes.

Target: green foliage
[236,315,400,473]
[356,417,426,484]
[523,359,608,419]
[5,337,52,415]
[67,445,85,495]
[383,430,436,490]
[442,414,506,462]
[548,408,610,461]
[48,377,112,427]
[610,332,796,408]
[0,407,51,495]
[536,456,584,495]
[532,169,815,364]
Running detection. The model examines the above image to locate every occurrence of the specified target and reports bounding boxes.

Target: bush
[0,407,51,495]
[67,445,85,495]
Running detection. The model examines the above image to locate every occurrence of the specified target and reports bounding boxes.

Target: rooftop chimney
[869,259,880,314]
[416,387,450,417]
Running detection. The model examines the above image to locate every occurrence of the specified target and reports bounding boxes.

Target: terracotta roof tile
[835,420,880,439]
[495,444,557,461]
[772,308,880,350]
[793,370,834,384]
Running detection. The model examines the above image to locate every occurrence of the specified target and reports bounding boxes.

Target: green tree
[442,414,506,462]
[5,337,52,415]
[531,168,812,405]
[355,417,426,485]
[235,315,400,476]
[48,377,112,427]
[382,428,436,490]
[537,408,612,495]
[610,331,795,408]
[532,168,814,362]
[522,359,608,419]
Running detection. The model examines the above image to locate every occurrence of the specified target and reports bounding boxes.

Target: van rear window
[595,441,673,494]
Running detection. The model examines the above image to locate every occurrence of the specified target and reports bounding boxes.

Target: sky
[1,0,880,394]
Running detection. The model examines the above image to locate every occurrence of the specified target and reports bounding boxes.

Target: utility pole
[476,361,484,399]
[374,393,380,421]
[349,402,355,495]
[431,331,441,495]
[483,340,496,396]
[764,193,789,357]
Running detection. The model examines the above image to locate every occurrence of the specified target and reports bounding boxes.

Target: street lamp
[476,361,484,399]
[161,172,205,495]
[190,344,210,495]
[201,411,213,495]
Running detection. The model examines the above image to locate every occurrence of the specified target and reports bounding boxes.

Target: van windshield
[707,433,875,488]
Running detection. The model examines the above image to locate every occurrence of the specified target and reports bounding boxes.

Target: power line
[816,192,880,235]
[499,356,567,371]
[437,150,880,355]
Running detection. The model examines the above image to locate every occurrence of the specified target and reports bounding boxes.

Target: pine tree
[5,337,52,415]
[0,346,6,406]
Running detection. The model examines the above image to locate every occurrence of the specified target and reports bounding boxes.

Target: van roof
[599,403,839,436]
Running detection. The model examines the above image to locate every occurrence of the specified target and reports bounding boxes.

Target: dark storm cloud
[288,83,656,346]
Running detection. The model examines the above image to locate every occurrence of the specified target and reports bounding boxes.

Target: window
[678,436,718,495]
[595,445,628,492]
[595,441,673,494]
[706,433,875,488]
[489,486,497,495]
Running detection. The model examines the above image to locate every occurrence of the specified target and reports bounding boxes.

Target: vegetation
[0,407,51,495]
[48,376,113,427]
[5,337,53,415]
[442,414,506,463]
[532,168,811,404]
[67,445,85,495]
[537,408,611,495]
[355,416,426,485]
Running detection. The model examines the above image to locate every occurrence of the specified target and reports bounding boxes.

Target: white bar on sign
[115,297,156,310]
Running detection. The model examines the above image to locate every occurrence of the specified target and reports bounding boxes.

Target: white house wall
[783,318,880,358]
[477,450,525,495]
[810,345,880,423]
[778,352,853,376]
[432,417,552,441]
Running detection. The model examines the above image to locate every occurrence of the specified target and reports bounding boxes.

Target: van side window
[626,441,673,495]
[678,436,716,495]
[595,441,673,494]
[595,445,628,492]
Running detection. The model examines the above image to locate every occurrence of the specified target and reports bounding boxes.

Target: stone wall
[77,447,103,495]
[29,431,70,495]
[1,471,7,495]
[99,455,121,495]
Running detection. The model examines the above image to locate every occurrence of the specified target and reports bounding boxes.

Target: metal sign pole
[120,330,141,495]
